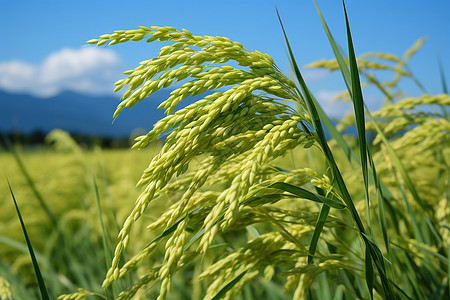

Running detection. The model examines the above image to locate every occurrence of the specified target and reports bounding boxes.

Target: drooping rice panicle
[51,5,448,299]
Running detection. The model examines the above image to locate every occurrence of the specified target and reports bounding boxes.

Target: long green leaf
[308,186,331,264]
[277,6,371,262]
[6,176,50,300]
[92,175,120,298]
[368,147,390,255]
[310,96,359,164]
[277,2,365,239]
[438,56,449,119]
[365,244,374,299]
[313,0,351,91]
[211,270,247,300]
[438,57,448,95]
[311,2,397,253]
[308,204,330,264]
[312,2,396,298]
[343,3,371,233]
[93,175,113,271]
[268,182,346,209]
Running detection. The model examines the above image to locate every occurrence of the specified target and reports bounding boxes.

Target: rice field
[1,3,449,300]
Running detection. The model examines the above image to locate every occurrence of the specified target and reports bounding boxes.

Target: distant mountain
[0,89,201,138]
[1,89,356,141]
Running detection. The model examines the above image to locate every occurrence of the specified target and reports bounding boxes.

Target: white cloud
[285,68,329,84]
[0,47,123,97]
[302,69,329,81]
[316,90,350,119]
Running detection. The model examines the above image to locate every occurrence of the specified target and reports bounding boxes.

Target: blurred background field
[0,135,320,299]
[0,132,330,299]
[0,137,159,298]
[1,122,448,299]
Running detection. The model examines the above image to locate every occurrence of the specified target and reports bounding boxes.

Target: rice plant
[2,2,448,300]
[53,2,450,299]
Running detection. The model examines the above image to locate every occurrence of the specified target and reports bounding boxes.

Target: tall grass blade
[438,56,449,119]
[211,270,247,300]
[315,0,432,238]
[363,233,396,299]
[310,0,367,168]
[367,148,390,254]
[268,182,346,209]
[313,0,351,91]
[6,175,51,300]
[307,186,330,264]
[311,96,359,164]
[315,0,393,253]
[277,7,380,296]
[92,175,120,298]
[341,8,387,297]
[365,244,374,299]
[438,57,449,94]
[308,204,330,264]
[448,247,450,297]
[93,175,113,270]
[277,2,365,247]
[301,3,396,297]
[343,3,371,234]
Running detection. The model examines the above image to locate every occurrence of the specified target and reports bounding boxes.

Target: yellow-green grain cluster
[45,24,448,300]
[87,26,320,299]
[0,277,12,300]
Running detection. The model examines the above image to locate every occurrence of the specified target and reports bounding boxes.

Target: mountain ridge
[1,89,348,140]
[0,89,193,138]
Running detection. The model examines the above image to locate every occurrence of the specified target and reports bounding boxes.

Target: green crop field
[1,2,449,300]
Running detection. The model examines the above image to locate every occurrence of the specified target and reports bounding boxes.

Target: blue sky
[1,0,449,117]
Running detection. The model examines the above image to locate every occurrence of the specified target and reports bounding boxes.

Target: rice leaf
[308,204,330,264]
[310,3,397,252]
[365,244,374,299]
[279,1,371,240]
[447,247,450,297]
[268,182,346,209]
[368,147,390,254]
[92,175,120,298]
[184,227,206,251]
[438,56,449,119]
[310,96,359,165]
[438,57,449,94]
[210,270,247,300]
[144,218,183,249]
[311,0,365,166]
[362,232,396,299]
[277,2,366,248]
[307,187,333,265]
[6,176,50,300]
[343,3,371,233]
[312,3,397,298]
[93,175,113,271]
[313,0,351,91]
